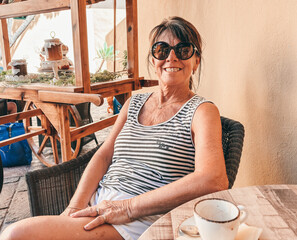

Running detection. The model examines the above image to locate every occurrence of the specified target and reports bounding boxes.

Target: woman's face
[152,31,200,89]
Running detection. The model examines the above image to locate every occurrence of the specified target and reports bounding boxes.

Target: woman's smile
[164,67,182,72]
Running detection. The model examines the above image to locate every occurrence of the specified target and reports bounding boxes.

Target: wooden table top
[139,185,297,240]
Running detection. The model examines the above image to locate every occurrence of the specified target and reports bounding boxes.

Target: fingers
[84,215,107,231]
[60,209,73,216]
[70,199,134,228]
[61,207,81,216]
[71,207,98,218]
[70,206,108,230]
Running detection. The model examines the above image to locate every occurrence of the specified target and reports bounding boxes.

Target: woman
[1,16,228,240]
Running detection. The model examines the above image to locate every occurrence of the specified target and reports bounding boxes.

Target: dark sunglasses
[151,41,199,60]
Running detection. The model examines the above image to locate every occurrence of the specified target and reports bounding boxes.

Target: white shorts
[90,187,161,240]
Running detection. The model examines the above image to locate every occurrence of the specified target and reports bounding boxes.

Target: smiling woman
[1,16,228,240]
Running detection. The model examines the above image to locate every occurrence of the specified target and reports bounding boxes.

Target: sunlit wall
[137,0,297,187]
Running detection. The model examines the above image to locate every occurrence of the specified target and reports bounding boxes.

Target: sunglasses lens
[152,42,170,60]
[176,42,195,60]
[152,42,196,60]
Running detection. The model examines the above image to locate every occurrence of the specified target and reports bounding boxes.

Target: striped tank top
[99,93,208,196]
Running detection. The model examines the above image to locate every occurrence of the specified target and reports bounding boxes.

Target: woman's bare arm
[65,98,131,211]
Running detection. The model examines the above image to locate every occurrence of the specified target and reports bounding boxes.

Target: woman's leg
[0,215,124,240]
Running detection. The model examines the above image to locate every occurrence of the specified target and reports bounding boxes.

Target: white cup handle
[237,205,248,223]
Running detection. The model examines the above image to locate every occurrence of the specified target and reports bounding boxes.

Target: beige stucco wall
[137,0,297,187]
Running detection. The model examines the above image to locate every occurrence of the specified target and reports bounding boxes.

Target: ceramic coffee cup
[194,198,248,240]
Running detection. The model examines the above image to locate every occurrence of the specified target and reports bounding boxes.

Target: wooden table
[139,185,297,240]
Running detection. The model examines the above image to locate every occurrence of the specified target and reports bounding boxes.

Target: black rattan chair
[25,116,244,216]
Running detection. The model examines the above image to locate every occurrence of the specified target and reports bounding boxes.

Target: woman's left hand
[60,206,81,217]
[70,199,134,230]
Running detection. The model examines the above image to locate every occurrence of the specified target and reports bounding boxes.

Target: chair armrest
[26,145,100,216]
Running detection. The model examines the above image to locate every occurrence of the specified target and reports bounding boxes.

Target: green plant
[120,50,128,70]
[90,70,126,83]
[95,42,119,73]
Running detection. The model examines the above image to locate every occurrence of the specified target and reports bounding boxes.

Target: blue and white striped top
[99,93,208,196]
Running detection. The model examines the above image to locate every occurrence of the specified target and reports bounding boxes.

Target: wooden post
[126,0,140,90]
[58,104,72,162]
[0,19,11,70]
[113,0,116,72]
[70,0,91,93]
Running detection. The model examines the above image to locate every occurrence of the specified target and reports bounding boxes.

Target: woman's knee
[0,221,25,240]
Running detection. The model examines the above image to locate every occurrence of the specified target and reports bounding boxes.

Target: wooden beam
[71,115,117,141]
[70,0,91,92]
[0,88,39,102]
[90,78,136,91]
[0,19,11,70]
[113,0,116,72]
[0,0,71,19]
[126,0,140,90]
[58,105,72,162]
[0,108,42,124]
[38,91,104,106]
[33,102,61,133]
[91,79,134,98]
[0,86,83,103]
[0,0,105,19]
[0,129,46,148]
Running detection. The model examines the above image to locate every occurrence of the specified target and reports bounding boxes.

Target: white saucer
[178,216,262,240]
[178,216,201,239]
